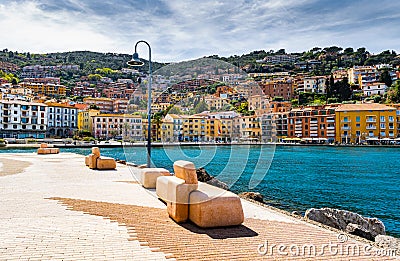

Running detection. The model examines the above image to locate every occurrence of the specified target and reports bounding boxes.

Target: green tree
[379,70,393,87]
[193,100,209,114]
[387,80,400,103]
[336,77,352,101]
[88,74,102,81]
[168,106,183,115]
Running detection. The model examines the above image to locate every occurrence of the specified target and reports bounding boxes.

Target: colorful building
[182,115,208,142]
[77,109,100,133]
[258,79,294,100]
[83,97,114,112]
[335,104,397,144]
[20,82,66,96]
[45,102,78,138]
[287,106,336,142]
[92,114,143,140]
[0,100,47,138]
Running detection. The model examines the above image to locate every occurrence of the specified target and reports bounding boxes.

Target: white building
[302,76,327,94]
[92,114,143,140]
[46,103,78,137]
[0,100,47,138]
[363,82,387,97]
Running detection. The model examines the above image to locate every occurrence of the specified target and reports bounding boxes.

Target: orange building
[287,106,337,142]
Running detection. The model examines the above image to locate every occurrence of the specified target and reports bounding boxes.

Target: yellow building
[335,104,397,144]
[78,109,100,133]
[204,95,229,111]
[182,116,208,142]
[159,117,174,142]
[239,115,261,141]
[20,82,66,96]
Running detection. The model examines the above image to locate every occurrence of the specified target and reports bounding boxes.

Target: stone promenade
[0,152,397,260]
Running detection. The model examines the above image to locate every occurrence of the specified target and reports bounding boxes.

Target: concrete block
[88,154,99,169]
[167,202,189,223]
[96,157,116,170]
[156,175,198,223]
[85,155,90,166]
[37,148,47,154]
[92,147,100,157]
[140,168,170,188]
[173,160,198,184]
[156,176,170,202]
[50,148,59,154]
[189,182,244,228]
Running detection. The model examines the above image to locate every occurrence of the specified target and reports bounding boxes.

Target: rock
[207,178,229,190]
[196,168,228,190]
[238,192,264,203]
[304,208,385,240]
[345,223,374,241]
[196,168,212,182]
[291,211,301,216]
[375,235,400,250]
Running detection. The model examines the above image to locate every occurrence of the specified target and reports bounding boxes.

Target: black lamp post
[127,40,152,168]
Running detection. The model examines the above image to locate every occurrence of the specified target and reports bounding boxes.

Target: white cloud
[0,1,117,53]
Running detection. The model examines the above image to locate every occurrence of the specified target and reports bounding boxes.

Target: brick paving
[50,197,398,260]
[0,152,398,260]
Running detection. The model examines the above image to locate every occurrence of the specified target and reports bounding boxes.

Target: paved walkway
[0,152,398,260]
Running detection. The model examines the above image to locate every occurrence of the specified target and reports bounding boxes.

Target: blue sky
[0,0,399,62]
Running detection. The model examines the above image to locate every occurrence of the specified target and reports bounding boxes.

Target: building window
[356,116,360,122]
[380,116,385,122]
[389,116,394,122]
[343,117,348,122]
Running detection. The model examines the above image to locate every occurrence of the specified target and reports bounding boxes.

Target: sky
[0,0,399,62]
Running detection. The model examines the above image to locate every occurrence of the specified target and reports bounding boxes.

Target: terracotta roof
[74,103,88,110]
[95,113,142,118]
[336,103,396,112]
[44,102,75,109]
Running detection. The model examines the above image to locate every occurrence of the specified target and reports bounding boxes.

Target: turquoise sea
[2,145,399,238]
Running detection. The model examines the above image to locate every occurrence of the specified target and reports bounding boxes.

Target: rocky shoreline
[197,168,400,254]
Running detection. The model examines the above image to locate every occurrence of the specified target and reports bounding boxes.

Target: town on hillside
[0,47,400,145]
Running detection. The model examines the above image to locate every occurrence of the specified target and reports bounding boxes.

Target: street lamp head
[127,52,144,67]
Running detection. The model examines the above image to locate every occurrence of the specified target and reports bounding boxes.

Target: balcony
[310,127,318,131]
[341,127,351,130]
[310,120,318,124]
[327,126,335,130]
[327,118,335,123]
[366,126,376,130]
[366,119,376,123]
[341,120,351,123]
[327,133,335,137]
[310,133,318,137]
